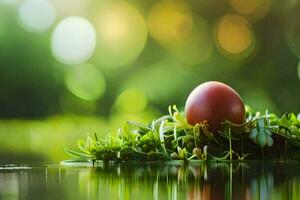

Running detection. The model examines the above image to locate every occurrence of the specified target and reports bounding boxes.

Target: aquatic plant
[64,105,300,163]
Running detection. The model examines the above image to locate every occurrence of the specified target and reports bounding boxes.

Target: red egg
[185,81,245,133]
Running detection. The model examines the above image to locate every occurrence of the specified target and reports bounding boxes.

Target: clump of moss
[64,106,300,163]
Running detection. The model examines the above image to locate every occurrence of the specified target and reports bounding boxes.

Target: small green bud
[266,135,273,147]
[257,132,266,147]
[170,152,179,159]
[291,125,298,133]
[182,135,194,145]
[192,148,202,159]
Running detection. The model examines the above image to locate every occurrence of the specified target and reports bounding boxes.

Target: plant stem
[228,126,232,160]
[241,141,243,158]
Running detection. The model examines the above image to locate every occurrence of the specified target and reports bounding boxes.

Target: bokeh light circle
[298,61,300,80]
[115,89,147,113]
[216,14,254,56]
[18,0,56,32]
[94,1,147,67]
[147,0,213,65]
[65,64,106,101]
[285,6,300,59]
[173,17,213,65]
[230,0,257,14]
[148,0,193,45]
[230,0,271,21]
[51,0,90,17]
[51,17,96,65]
[1,0,19,5]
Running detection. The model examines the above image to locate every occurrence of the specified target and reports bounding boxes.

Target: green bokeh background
[0,0,299,162]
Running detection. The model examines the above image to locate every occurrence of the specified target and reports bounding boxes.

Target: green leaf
[177,147,187,159]
[128,121,152,131]
[77,139,89,154]
[278,113,292,129]
[249,117,273,147]
[173,112,185,124]
[153,115,171,127]
[249,129,258,140]
[168,105,173,120]
[266,134,273,147]
[290,113,300,126]
[64,147,90,159]
[86,135,95,150]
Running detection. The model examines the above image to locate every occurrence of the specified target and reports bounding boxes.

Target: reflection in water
[0,162,300,199]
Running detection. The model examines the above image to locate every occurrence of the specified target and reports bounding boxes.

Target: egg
[185,81,245,132]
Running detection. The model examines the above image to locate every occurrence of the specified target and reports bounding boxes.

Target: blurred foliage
[0,113,155,162]
[0,116,107,162]
[0,0,299,161]
[0,0,299,118]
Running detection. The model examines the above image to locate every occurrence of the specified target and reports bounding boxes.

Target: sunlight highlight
[148,1,213,65]
[172,17,213,65]
[18,0,56,32]
[65,64,106,101]
[51,17,96,65]
[285,9,300,59]
[52,0,90,17]
[116,89,147,113]
[94,1,147,67]
[148,0,193,45]
[216,14,253,55]
[0,0,18,4]
[230,0,271,21]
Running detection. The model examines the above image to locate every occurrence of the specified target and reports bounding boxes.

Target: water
[0,161,300,200]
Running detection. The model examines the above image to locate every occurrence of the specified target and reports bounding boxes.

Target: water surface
[0,161,300,200]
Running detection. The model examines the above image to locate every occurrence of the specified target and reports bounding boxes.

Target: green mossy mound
[64,106,300,163]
